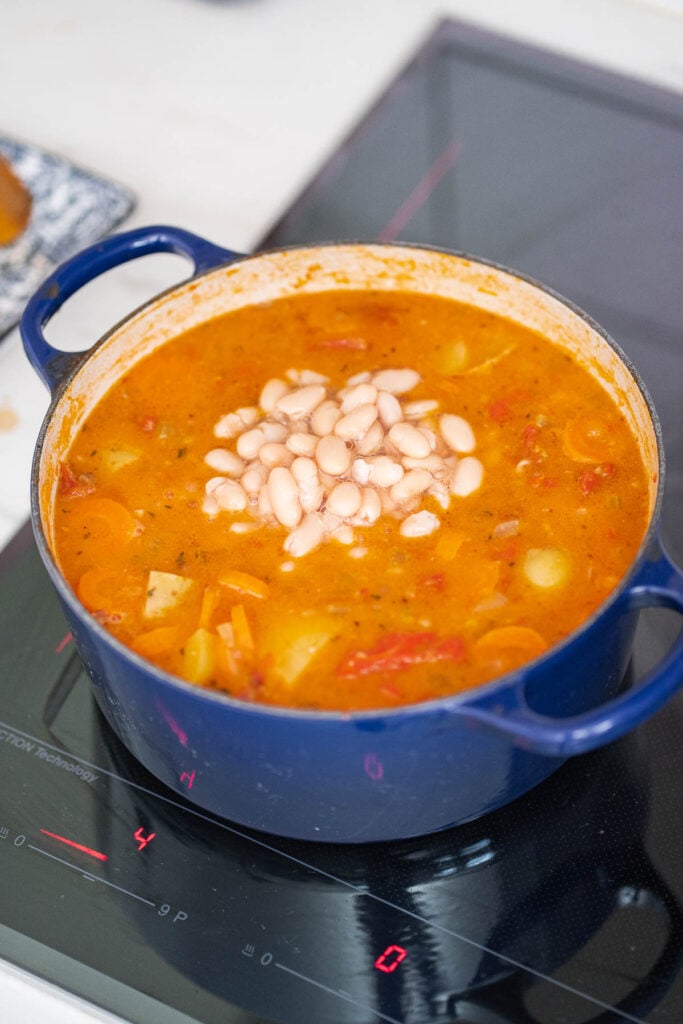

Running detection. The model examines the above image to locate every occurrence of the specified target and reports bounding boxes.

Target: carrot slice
[473,626,547,675]
[218,570,270,600]
[132,626,180,659]
[77,567,143,619]
[68,497,140,553]
[199,585,222,629]
[562,417,614,463]
[231,604,254,652]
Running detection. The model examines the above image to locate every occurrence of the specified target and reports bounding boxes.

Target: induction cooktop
[1,17,682,1024]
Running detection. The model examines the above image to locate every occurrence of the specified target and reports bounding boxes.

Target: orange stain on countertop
[0,404,19,431]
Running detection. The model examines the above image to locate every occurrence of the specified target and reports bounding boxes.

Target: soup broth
[52,290,650,711]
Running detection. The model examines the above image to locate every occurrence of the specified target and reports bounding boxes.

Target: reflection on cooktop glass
[2,17,683,1024]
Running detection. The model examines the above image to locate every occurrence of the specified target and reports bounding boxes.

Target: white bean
[390,468,433,504]
[316,434,351,475]
[334,403,378,441]
[401,453,447,475]
[236,407,260,427]
[311,400,342,436]
[404,399,439,418]
[205,475,228,495]
[346,370,372,385]
[276,384,327,418]
[320,511,343,534]
[259,378,289,413]
[284,513,325,557]
[258,483,273,517]
[268,467,302,528]
[214,480,248,512]
[388,422,432,459]
[327,481,362,518]
[351,458,372,485]
[261,420,289,443]
[367,455,404,488]
[291,457,324,513]
[428,480,451,510]
[451,456,484,496]
[354,488,382,525]
[204,448,245,476]
[241,465,267,496]
[259,442,294,469]
[418,427,438,452]
[236,427,266,460]
[341,383,378,412]
[372,368,421,394]
[400,510,440,537]
[376,390,403,428]
[332,524,355,545]
[213,413,243,439]
[202,493,220,517]
[291,456,319,483]
[355,420,384,455]
[286,432,318,457]
[440,413,476,454]
[286,368,329,385]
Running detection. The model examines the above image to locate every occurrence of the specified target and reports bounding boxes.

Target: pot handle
[459,537,683,757]
[20,224,244,394]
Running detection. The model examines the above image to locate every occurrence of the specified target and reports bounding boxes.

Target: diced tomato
[578,470,600,495]
[139,416,157,433]
[578,465,617,496]
[336,631,466,678]
[58,461,95,497]
[488,399,512,423]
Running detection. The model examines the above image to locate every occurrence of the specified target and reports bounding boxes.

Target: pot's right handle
[459,537,683,757]
[20,224,244,396]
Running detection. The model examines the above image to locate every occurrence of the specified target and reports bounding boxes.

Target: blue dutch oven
[20,225,683,843]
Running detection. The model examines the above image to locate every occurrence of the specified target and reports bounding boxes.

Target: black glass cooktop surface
[1,17,682,1024]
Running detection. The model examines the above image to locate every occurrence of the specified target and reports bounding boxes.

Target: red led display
[133,827,156,851]
[40,828,107,861]
[374,945,407,973]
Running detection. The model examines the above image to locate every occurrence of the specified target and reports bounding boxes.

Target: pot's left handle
[21,224,244,395]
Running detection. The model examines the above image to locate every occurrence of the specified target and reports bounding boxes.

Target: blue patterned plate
[0,137,135,338]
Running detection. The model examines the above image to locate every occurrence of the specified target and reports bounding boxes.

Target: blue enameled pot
[21,226,683,843]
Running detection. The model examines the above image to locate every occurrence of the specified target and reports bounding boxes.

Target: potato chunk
[523,548,569,589]
[261,614,339,686]
[144,571,195,619]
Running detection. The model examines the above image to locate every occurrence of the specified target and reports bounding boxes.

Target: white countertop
[1,0,682,1020]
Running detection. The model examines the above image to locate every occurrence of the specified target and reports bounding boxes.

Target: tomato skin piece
[488,399,512,423]
[58,461,95,497]
[336,631,466,678]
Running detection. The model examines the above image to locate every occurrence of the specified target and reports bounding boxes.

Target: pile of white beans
[202,368,484,557]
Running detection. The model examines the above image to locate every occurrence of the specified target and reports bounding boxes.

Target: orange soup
[52,290,649,711]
